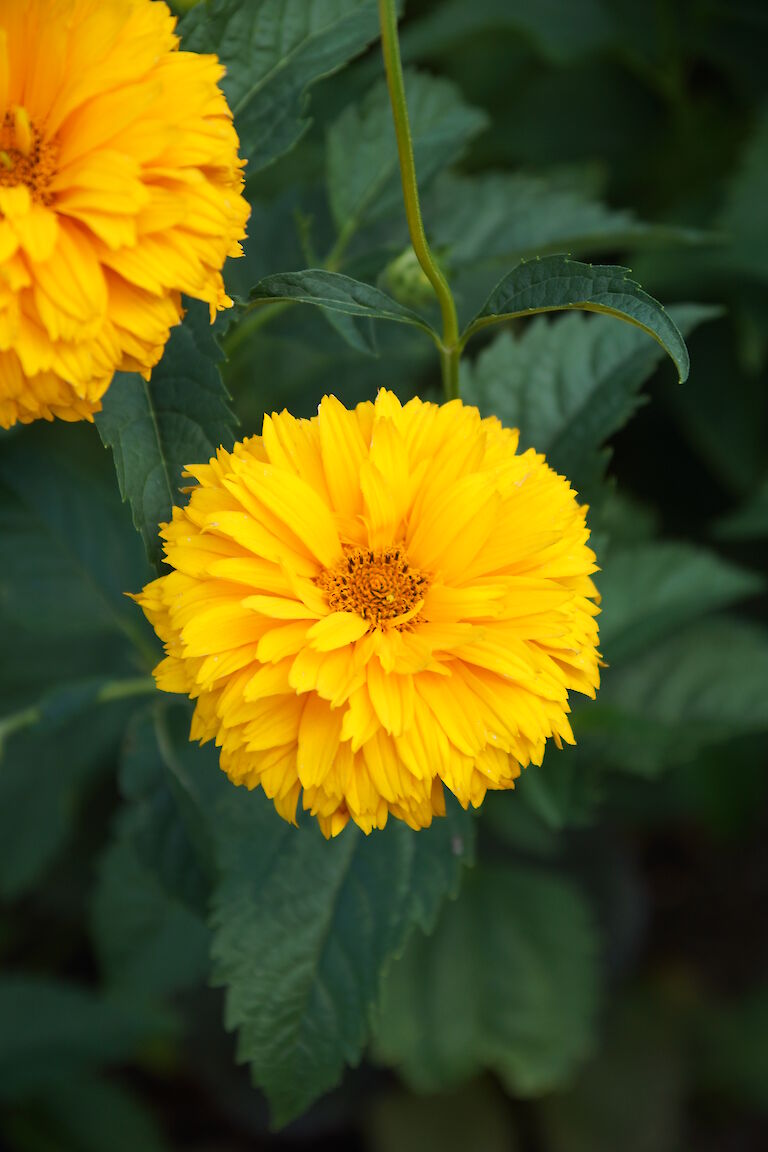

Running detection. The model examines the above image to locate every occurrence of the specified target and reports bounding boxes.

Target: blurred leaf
[693,984,768,1111]
[580,617,768,776]
[0,978,167,1101]
[463,305,714,494]
[248,269,438,338]
[538,995,684,1152]
[96,300,236,568]
[374,864,599,1097]
[719,104,768,283]
[597,541,763,664]
[516,755,603,832]
[462,256,691,383]
[210,785,474,1125]
[0,702,134,901]
[180,0,383,172]
[91,833,209,1001]
[480,791,561,858]
[0,676,155,761]
[90,709,211,998]
[118,707,211,910]
[430,171,707,272]
[367,1080,516,1152]
[0,425,151,646]
[8,1075,171,1152]
[326,70,487,234]
[401,0,615,65]
[715,473,768,539]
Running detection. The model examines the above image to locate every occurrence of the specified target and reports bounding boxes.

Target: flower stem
[377,0,461,400]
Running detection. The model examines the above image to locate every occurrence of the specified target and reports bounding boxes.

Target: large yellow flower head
[0,0,249,428]
[137,391,601,837]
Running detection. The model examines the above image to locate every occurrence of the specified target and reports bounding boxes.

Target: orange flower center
[0,107,58,205]
[317,546,430,630]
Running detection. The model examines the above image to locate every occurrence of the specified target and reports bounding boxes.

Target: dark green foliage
[3,0,768,1146]
[180,0,385,172]
[463,256,691,382]
[96,300,237,567]
[463,304,715,494]
[248,268,438,338]
[157,715,475,1124]
[374,864,599,1095]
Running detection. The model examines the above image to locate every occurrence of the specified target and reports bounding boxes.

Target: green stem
[377,0,461,400]
[0,676,156,756]
[223,300,293,357]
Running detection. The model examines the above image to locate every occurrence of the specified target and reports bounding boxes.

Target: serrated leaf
[326,70,487,234]
[462,256,690,383]
[180,0,383,172]
[579,617,768,776]
[462,305,714,494]
[248,269,438,339]
[430,171,707,273]
[597,541,763,664]
[96,300,236,569]
[209,784,473,1125]
[374,864,599,1096]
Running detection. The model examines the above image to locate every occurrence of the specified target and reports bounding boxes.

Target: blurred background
[2,0,767,1149]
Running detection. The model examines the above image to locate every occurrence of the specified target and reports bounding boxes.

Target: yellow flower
[136,391,601,837]
[0,0,249,428]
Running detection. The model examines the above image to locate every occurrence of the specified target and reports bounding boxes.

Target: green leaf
[180,0,383,173]
[597,542,763,664]
[89,708,212,1001]
[374,864,599,1097]
[117,707,211,911]
[209,783,474,1126]
[516,755,603,832]
[462,305,715,493]
[91,833,209,1000]
[96,300,236,569]
[326,70,487,235]
[718,105,768,284]
[0,424,150,646]
[693,984,768,1112]
[480,792,561,859]
[11,1076,172,1152]
[462,256,691,383]
[248,269,438,339]
[579,617,768,776]
[0,978,167,1101]
[715,473,768,540]
[401,0,615,65]
[430,171,707,273]
[0,696,136,901]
